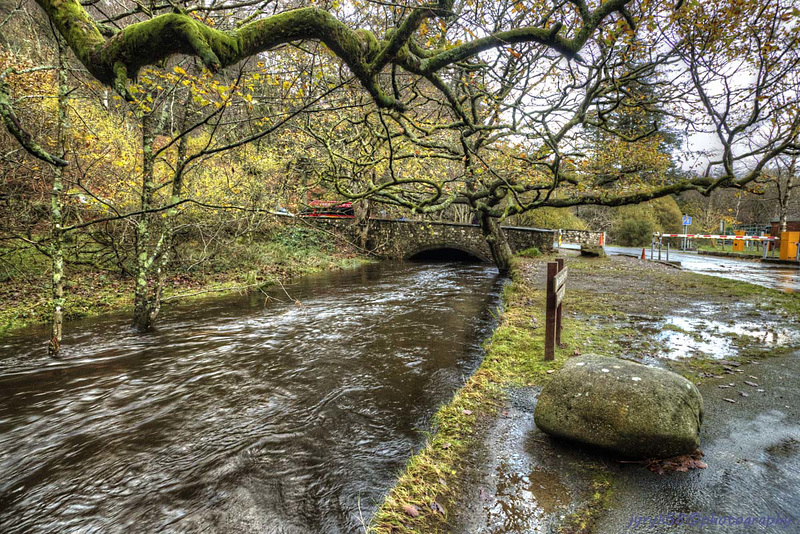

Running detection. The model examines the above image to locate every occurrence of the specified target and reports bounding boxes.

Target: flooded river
[0,262,503,533]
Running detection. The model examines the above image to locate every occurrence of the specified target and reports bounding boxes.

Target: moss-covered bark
[35,0,395,105]
[132,94,194,332]
[48,45,69,354]
[133,111,155,331]
[479,212,514,275]
[33,0,629,110]
[0,70,68,167]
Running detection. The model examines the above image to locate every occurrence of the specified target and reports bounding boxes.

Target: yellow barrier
[779,231,800,261]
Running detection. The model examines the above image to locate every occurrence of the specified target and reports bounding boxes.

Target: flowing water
[0,261,504,533]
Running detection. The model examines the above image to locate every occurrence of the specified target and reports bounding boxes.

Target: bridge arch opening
[407,247,487,263]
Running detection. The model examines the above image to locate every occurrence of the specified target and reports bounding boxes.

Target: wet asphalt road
[597,352,800,534]
[456,353,800,534]
[556,243,799,293]
[595,250,800,533]
[604,245,800,293]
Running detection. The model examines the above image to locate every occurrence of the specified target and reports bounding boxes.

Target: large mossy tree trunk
[479,212,513,275]
[133,110,160,331]
[48,40,69,355]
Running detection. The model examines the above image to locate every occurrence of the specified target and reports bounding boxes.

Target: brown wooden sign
[545,258,567,361]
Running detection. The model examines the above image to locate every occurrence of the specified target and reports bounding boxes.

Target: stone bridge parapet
[296,217,555,262]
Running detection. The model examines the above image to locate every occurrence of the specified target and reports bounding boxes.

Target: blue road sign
[682,215,692,226]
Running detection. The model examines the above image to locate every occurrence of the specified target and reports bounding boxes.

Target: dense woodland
[0,0,798,351]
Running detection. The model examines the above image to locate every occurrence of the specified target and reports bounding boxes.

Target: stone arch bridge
[297,217,555,262]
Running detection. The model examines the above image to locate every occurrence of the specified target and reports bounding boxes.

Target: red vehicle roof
[308,200,353,208]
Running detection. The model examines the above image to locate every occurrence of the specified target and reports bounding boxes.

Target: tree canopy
[0,0,799,340]
[4,0,794,194]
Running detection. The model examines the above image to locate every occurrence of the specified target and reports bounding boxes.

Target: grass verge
[696,244,767,257]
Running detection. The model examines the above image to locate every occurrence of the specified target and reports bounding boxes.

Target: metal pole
[651,238,654,260]
[666,242,670,262]
[658,237,662,261]
[682,225,687,250]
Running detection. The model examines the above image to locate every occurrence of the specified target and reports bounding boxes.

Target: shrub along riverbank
[0,224,367,337]
[370,253,800,533]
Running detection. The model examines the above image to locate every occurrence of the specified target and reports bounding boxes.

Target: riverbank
[0,224,368,337]
[370,253,800,533]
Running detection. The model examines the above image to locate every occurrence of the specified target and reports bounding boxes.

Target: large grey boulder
[534,355,703,458]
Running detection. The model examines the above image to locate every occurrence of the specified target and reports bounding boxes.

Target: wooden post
[545,261,558,361]
[555,258,564,347]
[545,259,568,361]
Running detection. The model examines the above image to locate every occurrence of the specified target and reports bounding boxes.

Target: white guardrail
[655,233,778,241]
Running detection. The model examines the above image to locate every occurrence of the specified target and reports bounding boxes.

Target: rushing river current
[0,261,503,533]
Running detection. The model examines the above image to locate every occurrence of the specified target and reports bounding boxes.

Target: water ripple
[0,262,503,533]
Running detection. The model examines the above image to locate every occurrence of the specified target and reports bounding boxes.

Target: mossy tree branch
[34,0,631,106]
[0,69,68,167]
[11,0,636,168]
[36,1,392,104]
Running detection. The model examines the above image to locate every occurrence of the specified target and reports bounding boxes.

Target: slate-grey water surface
[0,261,503,533]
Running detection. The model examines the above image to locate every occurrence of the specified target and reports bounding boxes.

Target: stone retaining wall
[558,229,605,246]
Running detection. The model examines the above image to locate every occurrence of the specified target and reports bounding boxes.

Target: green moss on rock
[534,354,703,459]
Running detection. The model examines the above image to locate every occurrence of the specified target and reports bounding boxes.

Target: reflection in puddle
[485,462,570,533]
[655,314,800,360]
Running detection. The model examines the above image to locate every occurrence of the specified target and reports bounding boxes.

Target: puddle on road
[484,461,570,533]
[610,304,800,361]
[654,314,800,360]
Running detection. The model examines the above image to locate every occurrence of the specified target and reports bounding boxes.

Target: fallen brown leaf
[403,504,420,518]
[647,449,707,475]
